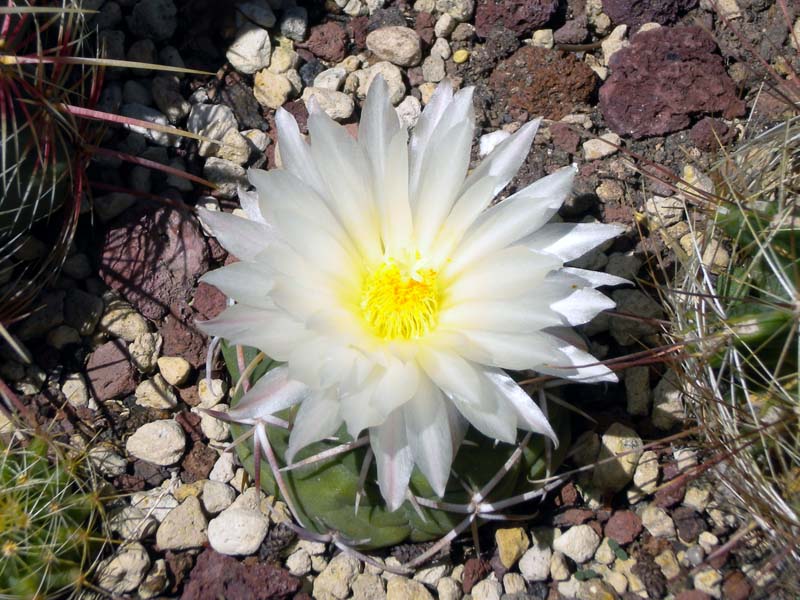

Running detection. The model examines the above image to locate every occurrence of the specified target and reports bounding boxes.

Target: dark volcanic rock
[602,0,698,29]
[475,0,559,38]
[414,11,436,47]
[550,122,582,153]
[86,340,137,401]
[554,16,589,45]
[181,549,300,600]
[489,45,597,121]
[604,510,643,545]
[599,26,745,139]
[161,306,207,368]
[299,22,348,63]
[690,117,734,151]
[99,208,209,321]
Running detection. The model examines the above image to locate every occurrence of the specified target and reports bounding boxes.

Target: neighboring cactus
[220,342,570,554]
[0,432,107,599]
[664,113,800,585]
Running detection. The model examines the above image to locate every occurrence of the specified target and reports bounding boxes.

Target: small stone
[641,505,676,538]
[280,5,308,41]
[495,527,530,569]
[553,525,600,564]
[421,55,446,82]
[99,298,149,342]
[437,0,474,21]
[88,443,127,477]
[254,68,293,109]
[155,496,208,550]
[96,542,151,595]
[684,484,711,512]
[418,82,437,105]
[437,577,462,600]
[61,373,90,409]
[386,576,434,600]
[314,66,347,91]
[64,289,104,335]
[594,537,616,564]
[572,431,601,466]
[199,405,231,442]
[644,195,685,229]
[287,549,312,576]
[120,103,177,146]
[596,179,624,201]
[135,374,177,410]
[653,371,685,430]
[227,23,271,74]
[201,480,236,514]
[209,451,235,483]
[471,578,502,600]
[550,551,570,581]
[367,26,423,67]
[583,133,621,160]
[396,95,422,129]
[128,332,162,374]
[435,13,456,37]
[654,549,681,579]
[414,564,450,586]
[127,0,176,40]
[237,0,276,28]
[198,378,227,408]
[519,543,551,582]
[605,510,642,545]
[314,552,362,599]
[109,505,158,541]
[503,572,526,594]
[357,61,406,105]
[352,573,386,600]
[592,422,643,492]
[208,507,269,556]
[157,356,191,386]
[625,366,651,416]
[151,75,190,123]
[430,37,451,60]
[601,24,629,65]
[452,48,469,63]
[302,87,354,120]
[203,158,248,198]
[62,253,91,279]
[694,568,722,598]
[138,558,168,599]
[531,29,554,49]
[126,420,186,466]
[698,531,719,553]
[609,288,664,346]
[130,486,179,522]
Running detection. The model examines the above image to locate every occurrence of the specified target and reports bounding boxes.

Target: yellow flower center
[361,259,440,340]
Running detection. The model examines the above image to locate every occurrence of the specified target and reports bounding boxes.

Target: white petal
[308,109,382,263]
[551,286,616,326]
[445,246,561,303]
[482,368,558,445]
[359,75,401,183]
[461,118,541,197]
[370,409,414,511]
[521,222,625,262]
[414,120,474,253]
[199,304,310,361]
[562,267,631,288]
[448,165,576,276]
[228,365,310,422]
[197,207,277,261]
[459,330,560,371]
[439,298,562,332]
[404,377,452,497]
[379,129,413,254]
[409,80,453,196]
[373,358,420,419]
[274,107,326,196]
[269,274,334,321]
[418,345,481,404]
[200,262,275,308]
[446,385,517,444]
[237,186,267,224]
[286,389,343,462]
[535,340,618,383]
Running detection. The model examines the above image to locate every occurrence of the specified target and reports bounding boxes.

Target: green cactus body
[0,436,101,600]
[223,343,570,550]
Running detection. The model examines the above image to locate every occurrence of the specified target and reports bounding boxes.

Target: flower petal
[535,339,618,383]
[237,186,267,224]
[286,388,343,462]
[445,383,517,444]
[439,298,562,332]
[418,345,481,405]
[370,409,414,512]
[404,376,452,497]
[562,267,631,288]
[274,107,326,196]
[409,80,453,196]
[521,222,626,262]
[228,365,310,422]
[359,75,401,183]
[200,262,275,309]
[551,286,616,326]
[197,207,277,261]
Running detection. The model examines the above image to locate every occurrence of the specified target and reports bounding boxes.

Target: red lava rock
[475,0,559,38]
[178,385,200,407]
[161,308,208,368]
[489,45,596,121]
[181,548,300,600]
[554,16,589,45]
[462,557,491,594]
[348,16,369,51]
[604,510,643,545]
[181,442,218,483]
[689,117,734,151]
[415,11,436,47]
[675,591,712,600]
[599,26,745,139]
[655,476,686,508]
[672,506,704,543]
[115,474,146,492]
[556,481,579,507]
[193,282,228,322]
[550,122,582,154]
[176,411,204,442]
[100,208,209,321]
[722,571,751,600]
[85,340,137,401]
[554,508,595,526]
[602,0,697,29]
[166,551,195,595]
[282,99,309,133]
[299,22,348,63]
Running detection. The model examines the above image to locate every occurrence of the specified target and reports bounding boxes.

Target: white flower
[198,78,625,510]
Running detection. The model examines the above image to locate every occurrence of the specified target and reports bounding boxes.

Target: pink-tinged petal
[197,207,277,261]
[286,388,342,462]
[370,409,414,512]
[228,365,310,422]
[274,107,326,196]
[404,376,452,497]
[482,367,558,445]
[535,339,618,383]
[521,222,626,262]
[200,262,275,309]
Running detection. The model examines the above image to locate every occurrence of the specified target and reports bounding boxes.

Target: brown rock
[675,591,711,600]
[672,506,704,543]
[554,508,595,527]
[348,16,369,50]
[181,442,218,483]
[99,208,209,321]
[299,22,348,63]
[655,476,686,508]
[722,571,751,600]
[602,0,697,29]
[161,308,207,368]
[604,510,642,545]
[462,557,491,594]
[86,340,138,401]
[414,11,435,47]
[181,548,300,599]
[489,45,596,121]
[475,0,559,38]
[550,122,581,154]
[599,26,745,139]
[689,117,734,152]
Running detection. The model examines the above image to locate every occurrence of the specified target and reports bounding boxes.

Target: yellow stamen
[361,260,440,340]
